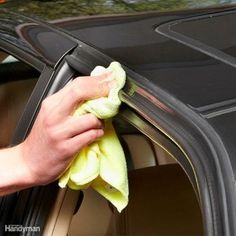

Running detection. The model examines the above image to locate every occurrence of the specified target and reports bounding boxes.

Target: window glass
[170,12,236,58]
[0,50,39,147]
[68,131,203,236]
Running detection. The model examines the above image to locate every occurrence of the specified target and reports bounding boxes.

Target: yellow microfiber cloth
[58,62,128,212]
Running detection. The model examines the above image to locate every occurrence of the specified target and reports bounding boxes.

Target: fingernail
[97,129,104,138]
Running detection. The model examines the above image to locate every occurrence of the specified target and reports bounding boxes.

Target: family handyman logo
[5,224,40,233]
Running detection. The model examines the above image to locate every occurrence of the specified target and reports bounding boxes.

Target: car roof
[1,7,236,111]
[53,9,236,110]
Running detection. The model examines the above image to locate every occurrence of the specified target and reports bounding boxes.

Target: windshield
[1,0,236,20]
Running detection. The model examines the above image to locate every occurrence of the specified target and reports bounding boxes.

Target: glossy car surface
[1,3,236,236]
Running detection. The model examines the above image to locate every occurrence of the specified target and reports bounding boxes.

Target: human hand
[18,73,112,186]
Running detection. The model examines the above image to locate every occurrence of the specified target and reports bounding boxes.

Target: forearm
[0,144,33,196]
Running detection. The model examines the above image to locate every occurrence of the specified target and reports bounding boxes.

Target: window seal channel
[118,108,199,196]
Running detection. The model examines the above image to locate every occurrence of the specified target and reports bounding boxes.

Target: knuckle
[57,143,70,157]
[42,115,53,131]
[88,129,101,140]
[70,85,79,99]
[87,114,101,127]
[47,128,58,144]
[71,79,84,100]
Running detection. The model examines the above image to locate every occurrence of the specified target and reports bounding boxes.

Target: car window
[67,131,203,236]
[0,50,39,147]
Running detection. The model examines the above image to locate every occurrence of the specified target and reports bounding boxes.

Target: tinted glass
[171,11,236,59]
[68,133,203,236]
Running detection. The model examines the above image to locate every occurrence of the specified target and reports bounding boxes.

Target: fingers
[75,72,113,99]
[53,114,103,139]
[64,128,104,157]
[50,72,112,116]
[21,72,115,185]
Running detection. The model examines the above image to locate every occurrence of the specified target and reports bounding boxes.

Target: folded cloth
[58,62,128,212]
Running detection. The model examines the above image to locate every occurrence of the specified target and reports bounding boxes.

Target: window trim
[0,39,44,72]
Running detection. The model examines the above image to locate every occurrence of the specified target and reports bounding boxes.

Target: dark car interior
[0,50,204,236]
[66,125,204,236]
[0,51,39,148]
[43,113,204,236]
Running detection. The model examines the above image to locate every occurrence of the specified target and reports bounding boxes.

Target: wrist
[0,144,35,196]
[15,143,36,187]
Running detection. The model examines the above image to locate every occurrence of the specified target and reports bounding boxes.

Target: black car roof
[1,7,236,111]
[52,9,236,111]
